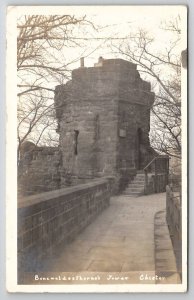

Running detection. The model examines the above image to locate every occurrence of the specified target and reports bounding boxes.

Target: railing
[143,155,169,194]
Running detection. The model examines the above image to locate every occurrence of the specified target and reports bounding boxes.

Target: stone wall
[18,143,61,196]
[18,58,156,195]
[117,101,155,190]
[17,178,112,283]
[166,185,182,275]
[55,62,120,183]
[55,58,155,192]
[169,156,181,192]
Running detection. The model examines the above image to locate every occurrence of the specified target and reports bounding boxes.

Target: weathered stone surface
[166,185,182,275]
[154,209,181,284]
[17,178,112,283]
[21,193,180,285]
[18,142,61,196]
[18,58,156,196]
[55,58,155,192]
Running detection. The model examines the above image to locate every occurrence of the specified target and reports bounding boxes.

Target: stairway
[123,172,145,197]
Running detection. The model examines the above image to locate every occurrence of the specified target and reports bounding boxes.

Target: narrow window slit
[74,130,79,155]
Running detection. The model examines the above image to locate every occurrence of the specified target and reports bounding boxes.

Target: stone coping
[18,177,114,209]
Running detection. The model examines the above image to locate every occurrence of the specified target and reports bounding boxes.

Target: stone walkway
[36,193,180,285]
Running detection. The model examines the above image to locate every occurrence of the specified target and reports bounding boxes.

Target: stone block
[18,179,112,278]
[22,231,32,249]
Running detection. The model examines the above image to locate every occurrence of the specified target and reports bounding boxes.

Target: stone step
[123,194,140,197]
[128,183,144,188]
[136,170,144,174]
[135,175,145,179]
[133,180,145,184]
[123,171,146,196]
[134,180,144,183]
[123,191,143,196]
[124,187,144,193]
[126,186,144,190]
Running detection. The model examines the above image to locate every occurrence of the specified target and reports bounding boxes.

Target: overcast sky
[57,5,187,69]
[15,5,187,145]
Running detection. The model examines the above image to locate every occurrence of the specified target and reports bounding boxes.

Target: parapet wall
[166,185,182,274]
[17,178,113,283]
[18,145,61,196]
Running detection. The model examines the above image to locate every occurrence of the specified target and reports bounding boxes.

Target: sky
[17,5,187,70]
[16,5,187,145]
[58,5,187,69]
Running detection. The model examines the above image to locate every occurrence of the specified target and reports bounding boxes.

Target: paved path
[39,193,180,284]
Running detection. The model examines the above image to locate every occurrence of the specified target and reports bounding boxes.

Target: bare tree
[18,14,183,163]
[113,16,182,159]
[17,15,93,158]
[17,15,89,89]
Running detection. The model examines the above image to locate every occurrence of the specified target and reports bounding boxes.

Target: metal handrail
[143,155,169,172]
[143,156,157,172]
[143,155,169,194]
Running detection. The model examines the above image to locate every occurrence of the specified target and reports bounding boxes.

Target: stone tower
[54,58,156,190]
